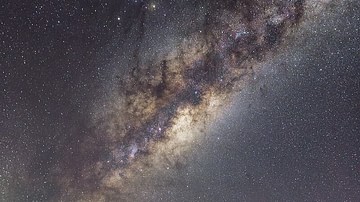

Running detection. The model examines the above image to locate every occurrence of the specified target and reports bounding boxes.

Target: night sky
[1,0,360,201]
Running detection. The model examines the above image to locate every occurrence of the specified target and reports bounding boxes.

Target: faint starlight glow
[147,3,157,11]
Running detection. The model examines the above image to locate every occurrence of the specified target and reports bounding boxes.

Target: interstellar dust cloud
[52,0,334,201]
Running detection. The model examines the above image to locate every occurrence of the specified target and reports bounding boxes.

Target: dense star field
[1,0,360,201]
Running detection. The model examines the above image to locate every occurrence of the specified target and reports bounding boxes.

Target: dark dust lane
[50,1,336,201]
[1,0,341,201]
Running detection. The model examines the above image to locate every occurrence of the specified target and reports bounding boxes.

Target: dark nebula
[56,1,310,200]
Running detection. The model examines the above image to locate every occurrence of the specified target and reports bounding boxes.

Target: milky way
[4,0,356,201]
[47,0,335,201]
